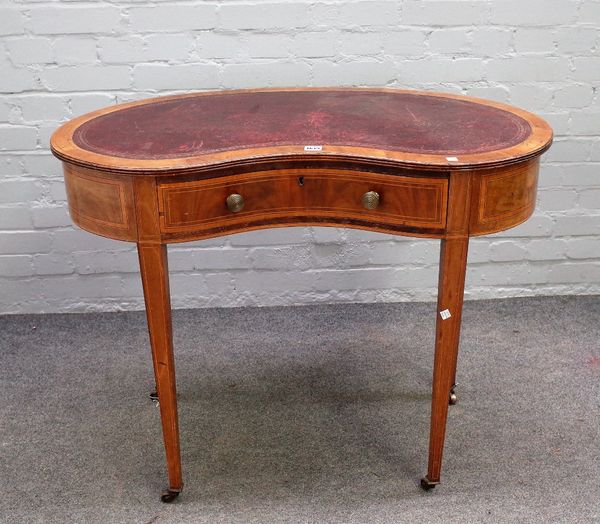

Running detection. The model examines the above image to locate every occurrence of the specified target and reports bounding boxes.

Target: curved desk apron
[51,88,553,501]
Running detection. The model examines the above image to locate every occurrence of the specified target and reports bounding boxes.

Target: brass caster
[449,384,457,405]
[160,489,180,503]
[420,477,439,491]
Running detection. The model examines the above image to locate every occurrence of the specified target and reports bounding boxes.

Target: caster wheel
[420,477,438,491]
[160,489,180,503]
[150,391,159,403]
[449,384,458,405]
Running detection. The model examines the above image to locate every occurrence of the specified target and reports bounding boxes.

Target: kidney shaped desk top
[51,88,552,502]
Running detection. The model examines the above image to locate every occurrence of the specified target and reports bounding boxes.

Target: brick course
[0,0,598,313]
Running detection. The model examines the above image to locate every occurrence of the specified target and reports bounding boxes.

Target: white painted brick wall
[0,0,599,314]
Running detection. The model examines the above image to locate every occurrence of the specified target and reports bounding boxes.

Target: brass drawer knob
[226,193,244,213]
[362,191,380,210]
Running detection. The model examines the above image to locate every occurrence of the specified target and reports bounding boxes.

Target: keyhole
[298,176,304,186]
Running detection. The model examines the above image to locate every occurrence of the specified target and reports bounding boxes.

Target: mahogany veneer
[51,87,553,501]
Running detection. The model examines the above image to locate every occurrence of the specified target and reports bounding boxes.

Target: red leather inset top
[73,91,532,160]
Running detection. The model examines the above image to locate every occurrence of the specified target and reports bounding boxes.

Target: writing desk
[51,88,552,502]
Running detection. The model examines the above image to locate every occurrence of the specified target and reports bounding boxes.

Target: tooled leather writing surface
[73,91,532,160]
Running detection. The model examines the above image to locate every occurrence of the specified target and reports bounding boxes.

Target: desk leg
[138,243,183,502]
[422,236,469,490]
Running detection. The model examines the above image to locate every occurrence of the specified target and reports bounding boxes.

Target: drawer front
[303,172,447,228]
[158,169,448,236]
[158,173,302,230]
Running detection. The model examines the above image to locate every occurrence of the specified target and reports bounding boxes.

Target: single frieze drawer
[157,169,449,236]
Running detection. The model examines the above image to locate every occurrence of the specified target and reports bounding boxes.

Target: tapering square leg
[422,236,469,490]
[138,243,183,502]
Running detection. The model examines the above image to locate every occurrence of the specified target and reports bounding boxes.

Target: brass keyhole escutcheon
[362,191,380,210]
[226,193,244,213]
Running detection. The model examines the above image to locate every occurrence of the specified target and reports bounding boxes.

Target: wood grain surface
[50,87,553,500]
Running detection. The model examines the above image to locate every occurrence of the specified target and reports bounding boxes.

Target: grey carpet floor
[0,296,599,524]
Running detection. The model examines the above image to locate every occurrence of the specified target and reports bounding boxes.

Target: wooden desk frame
[51,88,553,502]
